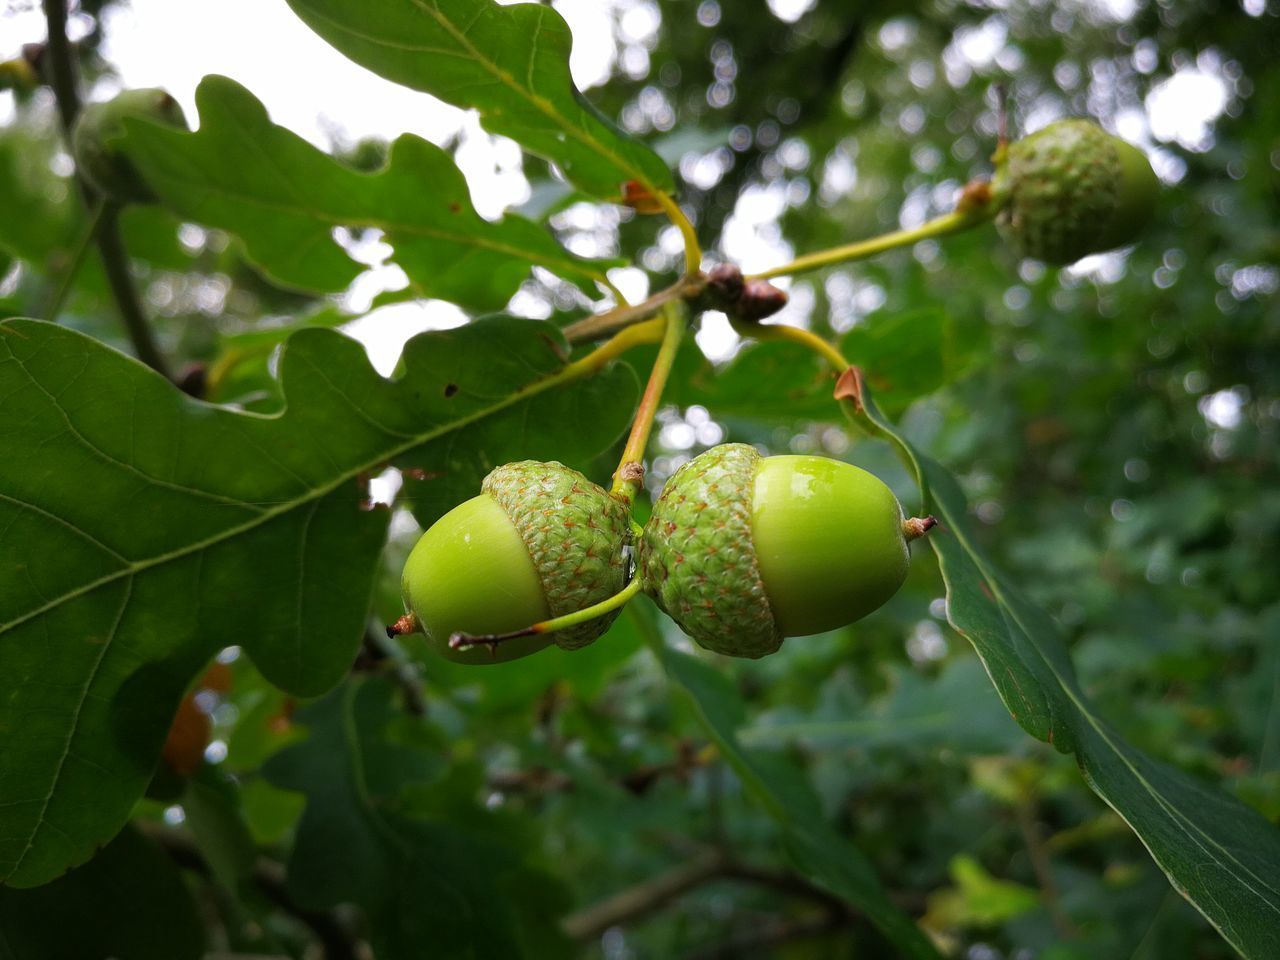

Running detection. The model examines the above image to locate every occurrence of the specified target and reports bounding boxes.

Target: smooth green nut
[400,461,631,664]
[996,119,1158,265]
[640,444,916,659]
[71,88,187,204]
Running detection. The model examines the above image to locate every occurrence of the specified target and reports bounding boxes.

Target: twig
[39,0,80,135]
[562,274,701,343]
[448,577,644,653]
[562,847,877,942]
[608,302,685,505]
[716,861,848,915]
[139,821,363,960]
[1015,800,1077,940]
[96,204,173,376]
[487,767,575,794]
[562,848,730,940]
[43,193,105,321]
[41,0,172,379]
[685,911,852,960]
[487,741,712,798]
[746,206,993,282]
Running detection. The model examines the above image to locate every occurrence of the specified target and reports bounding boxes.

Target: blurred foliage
[0,0,1277,958]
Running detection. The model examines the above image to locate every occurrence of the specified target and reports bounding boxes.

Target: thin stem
[688,913,851,960]
[449,577,644,652]
[562,275,696,344]
[651,189,702,277]
[902,516,938,541]
[42,0,173,379]
[562,844,870,944]
[747,207,994,282]
[97,204,173,378]
[598,273,630,307]
[567,187,998,343]
[40,0,80,133]
[564,186,702,347]
[611,302,685,505]
[562,848,728,941]
[736,320,849,373]
[562,314,667,376]
[44,195,106,322]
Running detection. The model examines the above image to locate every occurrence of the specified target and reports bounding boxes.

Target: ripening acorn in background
[994,119,1159,265]
[396,461,632,664]
[71,87,187,204]
[639,443,935,659]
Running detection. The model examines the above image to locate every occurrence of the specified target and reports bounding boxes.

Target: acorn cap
[641,444,782,658]
[483,461,632,650]
[996,119,1157,265]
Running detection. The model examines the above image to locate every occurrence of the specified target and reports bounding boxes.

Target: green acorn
[71,87,187,204]
[397,461,632,664]
[995,119,1158,265]
[639,444,933,658]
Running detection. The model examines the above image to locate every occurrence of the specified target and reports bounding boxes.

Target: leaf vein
[10,576,133,875]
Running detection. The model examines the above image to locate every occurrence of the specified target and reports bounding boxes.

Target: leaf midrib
[850,389,1280,954]
[0,344,559,636]
[869,402,1280,918]
[8,579,133,876]
[920,455,1280,947]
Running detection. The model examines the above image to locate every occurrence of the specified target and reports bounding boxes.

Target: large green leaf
[0,315,637,887]
[284,0,674,200]
[635,603,943,960]
[858,390,1280,959]
[116,76,615,310]
[0,824,205,960]
[264,676,572,959]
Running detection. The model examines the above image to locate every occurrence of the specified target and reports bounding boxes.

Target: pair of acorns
[73,89,1159,657]
[397,447,936,662]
